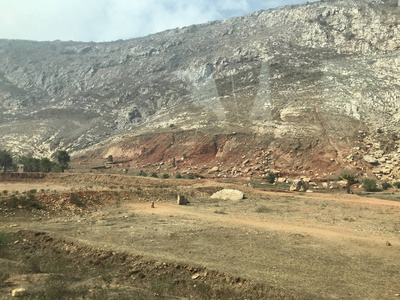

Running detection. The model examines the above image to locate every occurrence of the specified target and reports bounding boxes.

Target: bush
[162,173,169,179]
[69,194,85,207]
[175,173,182,179]
[340,173,358,194]
[363,178,377,192]
[151,172,158,178]
[393,182,400,188]
[382,182,391,190]
[265,173,275,184]
[7,193,43,210]
[138,172,147,177]
[188,175,195,180]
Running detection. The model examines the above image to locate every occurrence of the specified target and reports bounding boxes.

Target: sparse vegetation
[6,192,44,210]
[18,153,69,173]
[339,173,358,194]
[265,173,275,184]
[256,205,272,213]
[188,174,195,180]
[363,178,377,192]
[162,173,170,179]
[175,173,182,179]
[382,182,391,190]
[69,194,86,207]
[55,150,70,172]
[0,231,10,255]
[138,171,148,177]
[0,149,12,172]
[151,172,158,178]
[393,182,400,189]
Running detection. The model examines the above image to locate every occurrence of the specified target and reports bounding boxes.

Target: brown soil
[72,130,369,180]
[1,173,400,299]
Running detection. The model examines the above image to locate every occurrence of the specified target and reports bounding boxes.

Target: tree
[18,156,40,172]
[266,173,275,184]
[339,173,358,194]
[0,150,12,172]
[55,150,70,172]
[39,158,52,173]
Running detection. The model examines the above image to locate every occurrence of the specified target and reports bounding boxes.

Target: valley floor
[0,175,399,299]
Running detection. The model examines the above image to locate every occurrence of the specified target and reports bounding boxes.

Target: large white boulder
[210,189,244,201]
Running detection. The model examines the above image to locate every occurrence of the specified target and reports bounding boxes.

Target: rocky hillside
[1,0,400,179]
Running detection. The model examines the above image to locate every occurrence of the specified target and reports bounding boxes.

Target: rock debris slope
[0,0,399,177]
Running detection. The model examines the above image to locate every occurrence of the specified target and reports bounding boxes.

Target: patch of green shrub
[393,182,400,188]
[382,182,391,190]
[7,193,43,210]
[151,172,158,178]
[363,178,377,192]
[138,172,147,177]
[265,173,275,184]
[175,173,182,179]
[162,173,169,179]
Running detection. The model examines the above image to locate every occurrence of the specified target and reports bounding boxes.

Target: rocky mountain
[1,0,400,179]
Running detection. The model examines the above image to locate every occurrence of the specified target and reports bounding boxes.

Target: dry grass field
[0,174,399,299]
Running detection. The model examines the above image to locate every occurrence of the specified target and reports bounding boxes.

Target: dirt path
[0,182,71,193]
[127,202,399,251]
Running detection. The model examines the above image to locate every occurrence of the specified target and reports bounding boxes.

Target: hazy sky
[0,0,315,42]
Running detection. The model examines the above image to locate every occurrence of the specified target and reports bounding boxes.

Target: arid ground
[0,173,399,299]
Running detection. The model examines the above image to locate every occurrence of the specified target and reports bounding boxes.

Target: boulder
[290,179,309,192]
[210,189,244,201]
[12,288,26,297]
[208,166,220,173]
[363,155,378,164]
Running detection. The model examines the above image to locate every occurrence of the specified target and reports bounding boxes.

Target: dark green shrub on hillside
[265,173,275,184]
[162,173,169,179]
[151,172,158,178]
[363,178,377,192]
[382,182,391,190]
[393,182,400,188]
[175,173,182,179]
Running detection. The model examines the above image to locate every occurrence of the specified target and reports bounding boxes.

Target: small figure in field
[151,201,155,208]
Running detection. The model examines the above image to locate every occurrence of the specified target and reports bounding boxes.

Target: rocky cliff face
[1,0,400,178]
